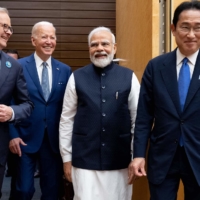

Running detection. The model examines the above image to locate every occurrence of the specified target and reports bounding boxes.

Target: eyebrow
[90,40,110,44]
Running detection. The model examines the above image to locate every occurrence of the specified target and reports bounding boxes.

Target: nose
[5,29,12,36]
[187,29,195,38]
[96,44,104,51]
[45,37,51,43]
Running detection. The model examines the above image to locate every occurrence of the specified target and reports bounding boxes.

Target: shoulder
[1,51,21,70]
[74,63,92,74]
[18,54,34,66]
[52,58,71,71]
[149,51,175,65]
[115,63,133,73]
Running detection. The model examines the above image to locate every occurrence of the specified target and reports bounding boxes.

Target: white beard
[90,51,114,68]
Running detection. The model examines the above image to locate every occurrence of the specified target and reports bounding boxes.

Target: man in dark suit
[129,1,200,200]
[0,7,33,198]
[9,21,71,200]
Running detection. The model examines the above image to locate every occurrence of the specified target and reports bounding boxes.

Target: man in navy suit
[0,7,33,198]
[9,21,71,200]
[129,1,200,200]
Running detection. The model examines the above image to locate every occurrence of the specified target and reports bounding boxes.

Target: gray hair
[31,21,56,38]
[0,7,9,15]
[88,26,115,45]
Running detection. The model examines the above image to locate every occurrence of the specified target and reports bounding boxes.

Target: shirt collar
[176,48,199,66]
[34,52,51,68]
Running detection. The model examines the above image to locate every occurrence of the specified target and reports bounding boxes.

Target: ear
[170,24,176,36]
[31,36,36,47]
[113,43,117,54]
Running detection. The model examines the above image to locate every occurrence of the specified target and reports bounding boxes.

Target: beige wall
[116,0,186,199]
[116,0,159,82]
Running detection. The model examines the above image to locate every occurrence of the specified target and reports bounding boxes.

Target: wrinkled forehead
[90,31,113,43]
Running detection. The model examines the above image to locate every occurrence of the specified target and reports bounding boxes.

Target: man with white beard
[59,26,140,200]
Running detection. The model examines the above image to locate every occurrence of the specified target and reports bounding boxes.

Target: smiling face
[0,12,12,50]
[31,24,56,61]
[89,30,117,68]
[171,9,200,56]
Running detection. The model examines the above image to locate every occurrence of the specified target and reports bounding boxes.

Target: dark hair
[173,1,200,27]
[5,49,20,59]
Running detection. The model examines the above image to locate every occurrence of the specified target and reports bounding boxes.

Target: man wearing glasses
[0,7,33,198]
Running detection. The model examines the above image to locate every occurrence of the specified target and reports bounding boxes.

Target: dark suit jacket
[134,49,200,185]
[0,51,33,165]
[10,54,71,154]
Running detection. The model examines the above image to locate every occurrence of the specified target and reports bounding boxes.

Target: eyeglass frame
[0,23,13,34]
[177,25,200,34]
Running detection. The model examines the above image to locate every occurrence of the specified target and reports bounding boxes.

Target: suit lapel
[48,58,60,101]
[184,52,200,111]
[25,54,44,99]
[0,52,11,91]
[160,50,181,115]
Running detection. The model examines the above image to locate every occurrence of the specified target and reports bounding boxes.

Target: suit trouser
[15,132,63,200]
[0,164,6,198]
[0,143,9,199]
[149,146,200,200]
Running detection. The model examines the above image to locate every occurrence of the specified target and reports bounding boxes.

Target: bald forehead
[37,24,54,31]
[0,12,10,22]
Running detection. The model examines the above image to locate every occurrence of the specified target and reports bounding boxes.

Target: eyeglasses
[178,26,200,34]
[0,23,13,34]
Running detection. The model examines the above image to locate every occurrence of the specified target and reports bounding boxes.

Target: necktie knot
[182,57,188,65]
[43,62,47,68]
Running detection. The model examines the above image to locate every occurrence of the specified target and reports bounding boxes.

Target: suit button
[102,99,106,103]
[102,113,106,117]
[102,73,105,76]
[102,128,105,132]
[102,143,105,146]
[102,86,105,89]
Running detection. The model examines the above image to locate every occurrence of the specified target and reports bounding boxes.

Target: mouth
[43,46,52,49]
[184,41,196,44]
[1,35,8,42]
[94,53,107,59]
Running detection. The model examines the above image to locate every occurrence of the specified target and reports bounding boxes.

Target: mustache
[94,52,108,56]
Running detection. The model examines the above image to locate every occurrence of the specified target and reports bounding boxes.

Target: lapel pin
[6,61,12,68]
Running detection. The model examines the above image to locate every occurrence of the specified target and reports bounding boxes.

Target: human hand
[128,157,146,184]
[0,104,13,122]
[9,138,27,157]
[63,161,72,182]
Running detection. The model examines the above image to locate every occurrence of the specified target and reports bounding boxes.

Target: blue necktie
[41,62,50,101]
[178,57,190,146]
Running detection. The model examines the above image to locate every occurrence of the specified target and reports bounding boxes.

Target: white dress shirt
[176,48,199,79]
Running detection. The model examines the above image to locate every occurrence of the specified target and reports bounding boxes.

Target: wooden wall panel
[116,0,159,82]
[116,0,158,199]
[1,0,116,71]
